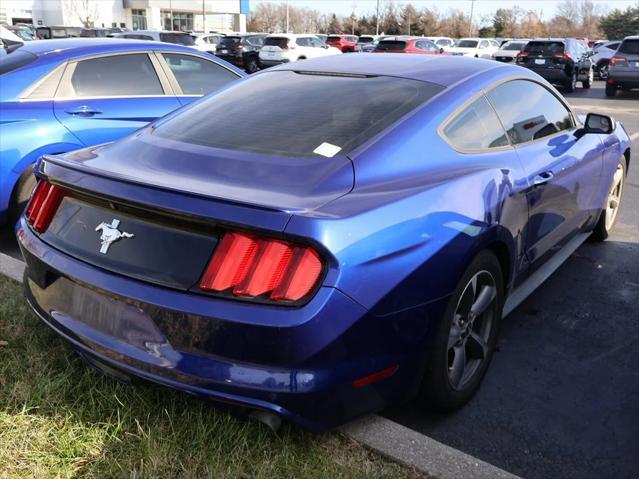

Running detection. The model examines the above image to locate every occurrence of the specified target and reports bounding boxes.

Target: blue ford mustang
[17,55,631,431]
[0,38,243,227]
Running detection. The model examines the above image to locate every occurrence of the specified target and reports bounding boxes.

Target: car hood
[51,129,355,214]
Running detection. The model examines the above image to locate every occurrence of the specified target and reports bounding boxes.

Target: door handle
[65,106,102,117]
[533,171,554,186]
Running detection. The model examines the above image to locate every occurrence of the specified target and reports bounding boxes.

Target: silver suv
[591,40,621,79]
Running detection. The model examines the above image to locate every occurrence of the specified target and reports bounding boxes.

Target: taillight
[610,56,628,67]
[200,231,324,303]
[553,52,572,61]
[25,180,66,233]
[516,51,528,62]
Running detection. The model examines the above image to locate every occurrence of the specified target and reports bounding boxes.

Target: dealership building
[0,0,250,33]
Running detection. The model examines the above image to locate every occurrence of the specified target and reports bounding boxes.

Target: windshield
[160,33,195,45]
[0,50,37,75]
[456,40,478,48]
[154,71,443,157]
[503,41,527,51]
[11,27,34,41]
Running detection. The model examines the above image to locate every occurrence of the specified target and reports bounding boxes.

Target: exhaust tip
[249,410,283,432]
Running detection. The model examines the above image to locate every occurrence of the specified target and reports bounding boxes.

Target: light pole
[202,0,206,33]
[286,0,289,33]
[468,0,475,36]
[375,0,380,35]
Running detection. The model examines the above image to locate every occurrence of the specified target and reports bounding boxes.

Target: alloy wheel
[447,270,497,390]
[605,163,624,231]
[599,63,609,80]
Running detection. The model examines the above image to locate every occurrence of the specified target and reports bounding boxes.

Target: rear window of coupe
[154,71,443,157]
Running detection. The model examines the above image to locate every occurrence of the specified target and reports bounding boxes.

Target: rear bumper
[524,66,570,84]
[17,219,430,431]
[608,70,639,87]
[259,58,290,67]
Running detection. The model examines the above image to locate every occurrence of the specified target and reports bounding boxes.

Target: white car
[259,34,341,67]
[115,30,196,47]
[590,40,622,79]
[491,39,530,63]
[449,38,500,59]
[425,37,455,51]
[192,33,225,54]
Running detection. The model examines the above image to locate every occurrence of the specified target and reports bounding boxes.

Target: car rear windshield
[618,39,639,54]
[219,36,241,47]
[327,36,341,41]
[358,36,375,43]
[154,71,443,157]
[503,41,527,51]
[160,33,195,45]
[375,40,406,51]
[0,50,37,75]
[264,37,289,48]
[456,40,478,48]
[524,41,565,55]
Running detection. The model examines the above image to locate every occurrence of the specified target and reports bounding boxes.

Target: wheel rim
[599,64,608,79]
[605,163,624,231]
[447,271,497,391]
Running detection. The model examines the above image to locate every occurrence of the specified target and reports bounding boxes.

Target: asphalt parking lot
[1,79,637,479]
[386,81,639,478]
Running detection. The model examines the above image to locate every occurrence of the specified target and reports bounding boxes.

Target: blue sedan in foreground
[0,38,243,227]
[17,55,631,431]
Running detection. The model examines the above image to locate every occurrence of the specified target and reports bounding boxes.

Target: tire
[582,67,593,89]
[419,250,504,411]
[591,158,626,241]
[245,55,260,74]
[297,56,306,61]
[597,61,609,80]
[8,166,36,227]
[605,82,617,97]
[565,70,577,93]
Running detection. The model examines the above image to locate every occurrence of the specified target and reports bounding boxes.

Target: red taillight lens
[25,180,66,233]
[610,56,628,67]
[200,232,324,303]
[553,52,572,61]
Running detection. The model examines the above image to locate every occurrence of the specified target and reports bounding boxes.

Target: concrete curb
[0,252,25,283]
[342,415,520,479]
[0,253,518,479]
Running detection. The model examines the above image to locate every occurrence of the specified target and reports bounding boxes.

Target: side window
[608,42,619,51]
[443,96,509,150]
[296,37,311,47]
[480,40,489,48]
[310,37,324,47]
[69,53,163,97]
[162,53,239,95]
[487,80,574,145]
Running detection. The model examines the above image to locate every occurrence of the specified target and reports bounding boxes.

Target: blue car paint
[0,39,244,224]
[17,55,632,431]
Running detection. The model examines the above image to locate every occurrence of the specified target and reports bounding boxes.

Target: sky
[251,0,639,21]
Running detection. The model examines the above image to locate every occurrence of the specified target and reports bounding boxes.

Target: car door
[53,51,180,146]
[487,79,604,272]
[156,52,242,106]
[295,37,313,58]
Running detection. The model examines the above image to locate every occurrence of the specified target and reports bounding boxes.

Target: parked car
[373,37,445,55]
[80,27,122,38]
[0,39,244,226]
[449,38,499,58]
[606,36,639,96]
[425,36,456,51]
[192,32,225,53]
[356,35,394,53]
[325,34,358,53]
[215,33,266,73]
[491,39,530,63]
[259,33,341,67]
[35,26,82,39]
[314,34,328,43]
[0,25,24,52]
[16,54,631,431]
[5,24,37,41]
[114,30,195,46]
[591,40,622,79]
[516,38,594,92]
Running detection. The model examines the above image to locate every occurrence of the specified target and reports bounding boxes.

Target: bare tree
[65,0,99,27]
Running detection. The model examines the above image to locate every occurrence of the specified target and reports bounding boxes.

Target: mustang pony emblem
[95,219,134,254]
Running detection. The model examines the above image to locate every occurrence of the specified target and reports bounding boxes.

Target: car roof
[17,38,197,58]
[269,54,513,87]
[622,36,639,40]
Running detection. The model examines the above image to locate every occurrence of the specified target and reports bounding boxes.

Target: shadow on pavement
[385,239,639,479]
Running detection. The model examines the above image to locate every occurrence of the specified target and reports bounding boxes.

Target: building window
[162,11,193,31]
[132,9,147,30]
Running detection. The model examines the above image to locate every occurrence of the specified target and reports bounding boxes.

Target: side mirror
[585,113,613,134]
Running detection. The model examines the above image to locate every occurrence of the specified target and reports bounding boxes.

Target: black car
[215,34,266,73]
[606,36,639,97]
[517,38,594,92]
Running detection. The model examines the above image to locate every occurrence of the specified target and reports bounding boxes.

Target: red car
[373,37,446,55]
[326,34,358,53]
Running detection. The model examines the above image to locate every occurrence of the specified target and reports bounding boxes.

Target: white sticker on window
[313,142,342,158]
